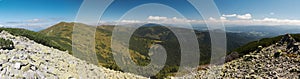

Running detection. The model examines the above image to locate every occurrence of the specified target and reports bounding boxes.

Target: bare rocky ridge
[0,31,146,79]
[174,34,300,79]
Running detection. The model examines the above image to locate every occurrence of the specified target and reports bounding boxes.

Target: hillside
[176,34,300,78]
[39,22,73,38]
[39,22,261,78]
[226,33,300,62]
[0,31,146,79]
[0,28,71,53]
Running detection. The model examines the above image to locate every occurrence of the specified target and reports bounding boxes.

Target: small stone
[0,54,7,60]
[20,60,29,65]
[14,62,21,70]
[21,64,30,72]
[30,66,37,71]
[30,55,39,62]
[274,52,281,58]
[0,54,7,63]
[36,71,45,79]
[289,68,298,72]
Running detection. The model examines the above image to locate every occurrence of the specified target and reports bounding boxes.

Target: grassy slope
[229,34,300,59]
[39,22,260,78]
[40,22,148,71]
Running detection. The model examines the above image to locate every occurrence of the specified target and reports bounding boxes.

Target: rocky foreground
[175,37,300,78]
[0,31,146,79]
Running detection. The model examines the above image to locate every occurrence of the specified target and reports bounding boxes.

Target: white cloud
[222,13,252,20]
[260,18,279,21]
[6,19,47,24]
[120,20,141,23]
[5,23,48,28]
[220,17,227,20]
[148,16,168,20]
[251,18,300,25]
[26,19,44,23]
[147,16,202,24]
[222,14,237,17]
[205,17,300,26]
[2,18,71,31]
[208,17,216,21]
[112,15,300,26]
[237,13,252,20]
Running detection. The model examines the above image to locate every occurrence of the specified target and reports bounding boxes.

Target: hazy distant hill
[39,22,262,78]
[40,22,74,39]
[193,25,300,37]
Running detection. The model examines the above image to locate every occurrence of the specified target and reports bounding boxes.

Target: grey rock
[14,62,21,70]
[175,37,300,79]
[0,31,147,79]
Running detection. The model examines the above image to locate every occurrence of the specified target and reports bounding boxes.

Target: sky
[1,0,300,31]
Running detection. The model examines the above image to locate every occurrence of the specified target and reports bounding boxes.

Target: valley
[39,22,263,78]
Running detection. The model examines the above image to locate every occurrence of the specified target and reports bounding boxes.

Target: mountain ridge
[39,22,262,78]
[0,22,299,78]
[176,34,300,78]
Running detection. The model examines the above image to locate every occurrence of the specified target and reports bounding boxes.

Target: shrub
[0,28,70,52]
[0,38,14,50]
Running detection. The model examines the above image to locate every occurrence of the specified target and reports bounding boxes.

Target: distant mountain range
[193,25,300,37]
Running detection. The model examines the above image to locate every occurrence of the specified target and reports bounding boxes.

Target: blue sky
[1,0,300,31]
[215,0,300,19]
[0,0,82,31]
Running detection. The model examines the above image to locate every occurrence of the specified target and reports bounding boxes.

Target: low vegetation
[0,28,72,53]
[0,38,14,50]
[230,34,300,60]
[39,22,262,78]
[2,22,299,78]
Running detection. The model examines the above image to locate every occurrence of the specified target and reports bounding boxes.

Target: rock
[59,72,76,79]
[29,55,39,62]
[19,60,28,65]
[21,64,30,72]
[243,55,258,61]
[274,50,281,58]
[0,31,147,79]
[30,66,37,71]
[14,62,21,70]
[225,52,240,62]
[0,54,7,63]
[175,35,300,79]
[0,54,7,60]
[289,68,299,72]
